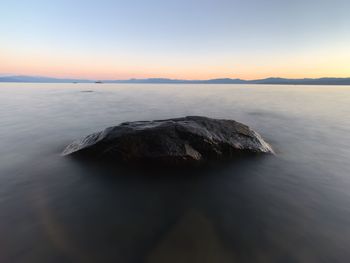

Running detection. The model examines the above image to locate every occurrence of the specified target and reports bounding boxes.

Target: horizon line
[1,74,350,82]
[1,74,350,86]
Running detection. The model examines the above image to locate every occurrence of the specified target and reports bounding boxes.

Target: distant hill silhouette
[1,75,350,85]
[0,75,92,83]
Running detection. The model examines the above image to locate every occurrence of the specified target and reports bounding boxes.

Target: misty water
[0,83,350,262]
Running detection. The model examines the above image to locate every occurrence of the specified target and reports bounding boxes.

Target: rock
[62,116,273,166]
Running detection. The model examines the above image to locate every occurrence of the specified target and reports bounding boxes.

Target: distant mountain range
[1,75,350,85]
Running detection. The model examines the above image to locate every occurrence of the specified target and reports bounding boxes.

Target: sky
[0,0,349,80]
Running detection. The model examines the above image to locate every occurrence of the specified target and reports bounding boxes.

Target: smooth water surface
[0,83,350,262]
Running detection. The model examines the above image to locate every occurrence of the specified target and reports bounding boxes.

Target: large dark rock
[63,116,273,166]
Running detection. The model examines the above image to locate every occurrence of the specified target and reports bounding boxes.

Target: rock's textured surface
[63,116,273,165]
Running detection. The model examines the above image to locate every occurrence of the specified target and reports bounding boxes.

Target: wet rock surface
[63,116,273,166]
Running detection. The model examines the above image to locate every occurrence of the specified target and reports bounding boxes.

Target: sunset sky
[1,0,349,80]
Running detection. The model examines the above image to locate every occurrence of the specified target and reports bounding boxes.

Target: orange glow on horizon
[1,46,349,80]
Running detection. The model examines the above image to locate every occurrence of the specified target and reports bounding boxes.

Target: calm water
[0,83,350,263]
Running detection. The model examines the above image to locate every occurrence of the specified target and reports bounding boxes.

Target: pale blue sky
[1,0,349,79]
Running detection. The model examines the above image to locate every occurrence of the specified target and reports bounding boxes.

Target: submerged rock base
[63,116,273,166]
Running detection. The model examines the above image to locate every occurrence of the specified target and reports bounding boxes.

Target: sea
[0,83,349,262]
